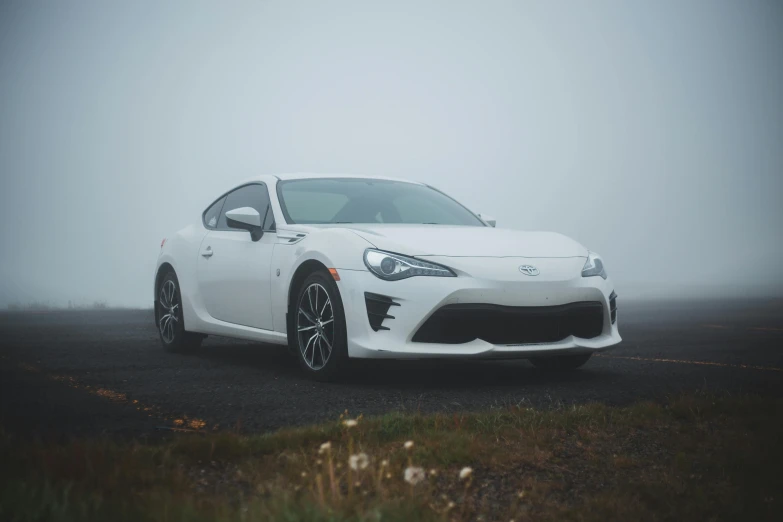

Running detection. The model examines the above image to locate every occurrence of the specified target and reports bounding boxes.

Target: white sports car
[155,174,620,380]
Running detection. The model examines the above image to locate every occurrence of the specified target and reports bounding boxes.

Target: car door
[197,183,276,330]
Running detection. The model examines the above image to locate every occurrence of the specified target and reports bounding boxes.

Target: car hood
[338,225,589,258]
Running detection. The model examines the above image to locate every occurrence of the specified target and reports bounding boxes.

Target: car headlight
[581,252,608,279]
[363,249,456,281]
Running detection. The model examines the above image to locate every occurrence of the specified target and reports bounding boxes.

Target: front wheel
[529,353,592,371]
[156,271,204,352]
[290,271,348,381]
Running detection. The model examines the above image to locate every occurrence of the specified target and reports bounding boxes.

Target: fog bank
[1,0,782,307]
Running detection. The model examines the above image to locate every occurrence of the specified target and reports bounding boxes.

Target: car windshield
[277,178,485,226]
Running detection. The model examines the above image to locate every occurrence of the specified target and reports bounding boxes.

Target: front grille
[412,301,604,345]
[609,291,617,324]
[365,292,399,331]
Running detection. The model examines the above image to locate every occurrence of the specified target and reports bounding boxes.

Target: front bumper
[336,256,621,359]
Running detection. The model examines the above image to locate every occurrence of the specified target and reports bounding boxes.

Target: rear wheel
[290,271,348,381]
[529,353,592,371]
[156,271,204,352]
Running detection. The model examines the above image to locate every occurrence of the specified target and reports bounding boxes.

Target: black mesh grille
[609,291,617,324]
[412,302,604,345]
[365,292,399,331]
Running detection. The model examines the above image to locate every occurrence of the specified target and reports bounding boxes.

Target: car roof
[268,173,424,184]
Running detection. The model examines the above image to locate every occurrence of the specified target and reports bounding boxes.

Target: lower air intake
[412,302,604,345]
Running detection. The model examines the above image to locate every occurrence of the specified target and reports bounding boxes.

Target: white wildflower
[429,469,438,476]
[349,453,369,471]
[380,459,389,468]
[403,440,414,450]
[459,467,473,480]
[301,471,308,478]
[404,466,426,486]
[318,442,331,454]
[343,418,358,428]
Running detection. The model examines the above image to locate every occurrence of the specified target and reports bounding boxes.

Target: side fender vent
[276,230,308,244]
[364,292,399,332]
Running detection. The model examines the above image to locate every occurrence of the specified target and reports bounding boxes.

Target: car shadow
[188,338,611,390]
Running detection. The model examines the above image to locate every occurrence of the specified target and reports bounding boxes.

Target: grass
[1,392,781,521]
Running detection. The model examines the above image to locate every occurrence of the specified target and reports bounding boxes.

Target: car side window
[203,197,225,230]
[263,207,276,231]
[217,184,271,231]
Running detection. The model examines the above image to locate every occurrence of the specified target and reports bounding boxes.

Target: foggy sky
[1,0,782,308]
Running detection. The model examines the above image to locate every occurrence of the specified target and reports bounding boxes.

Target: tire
[529,353,592,371]
[156,271,204,352]
[289,270,348,381]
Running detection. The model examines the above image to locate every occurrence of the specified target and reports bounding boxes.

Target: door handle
[201,246,213,258]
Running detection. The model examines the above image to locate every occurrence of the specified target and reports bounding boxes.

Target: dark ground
[1,298,781,438]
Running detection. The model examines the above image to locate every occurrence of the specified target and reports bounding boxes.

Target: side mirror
[225,207,263,241]
[478,213,496,227]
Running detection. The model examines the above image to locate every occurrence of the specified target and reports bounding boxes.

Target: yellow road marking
[17,361,211,430]
[596,354,782,372]
[702,324,783,333]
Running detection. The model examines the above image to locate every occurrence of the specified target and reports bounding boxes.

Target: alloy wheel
[158,279,179,343]
[296,283,335,370]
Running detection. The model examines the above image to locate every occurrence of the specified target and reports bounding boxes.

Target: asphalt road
[1,298,781,438]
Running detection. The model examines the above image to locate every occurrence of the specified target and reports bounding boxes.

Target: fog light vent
[609,291,617,324]
[364,292,399,331]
